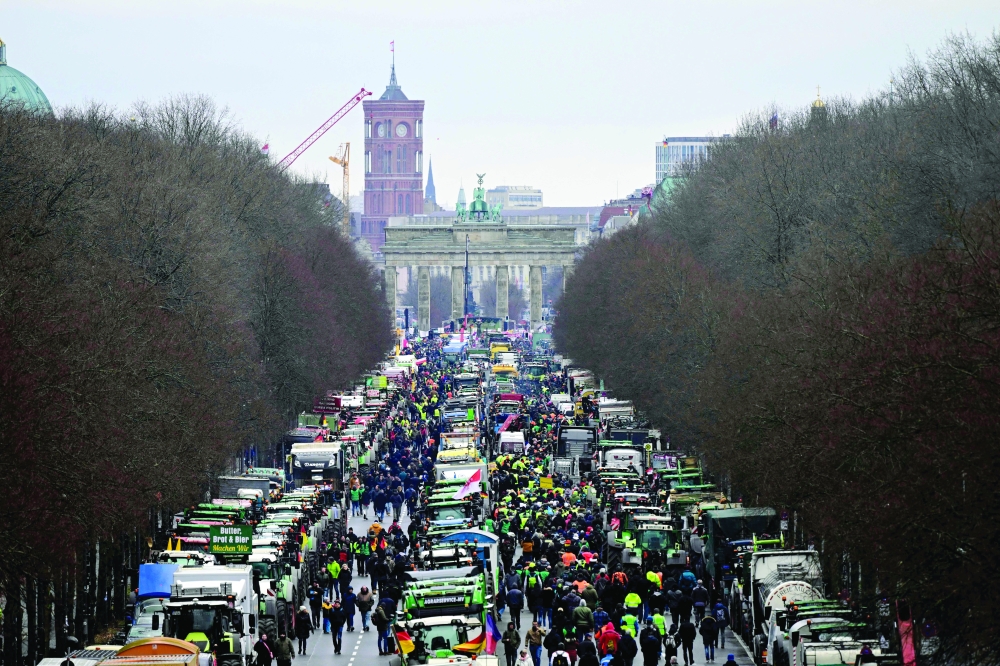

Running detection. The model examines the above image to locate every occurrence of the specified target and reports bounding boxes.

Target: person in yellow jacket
[327,559,342,599]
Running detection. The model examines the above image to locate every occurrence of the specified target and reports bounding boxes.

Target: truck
[288,441,346,490]
[497,431,526,455]
[552,424,598,477]
[438,432,481,464]
[217,476,270,501]
[160,564,258,666]
[732,549,826,665]
[389,566,490,666]
[549,393,574,416]
[699,508,779,588]
[595,442,646,476]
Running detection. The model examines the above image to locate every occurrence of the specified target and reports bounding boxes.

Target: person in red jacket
[596,622,621,656]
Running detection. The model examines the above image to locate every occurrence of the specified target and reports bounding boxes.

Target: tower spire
[379,41,407,100]
[390,39,397,87]
[425,158,436,204]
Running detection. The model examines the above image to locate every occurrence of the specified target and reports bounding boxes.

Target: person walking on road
[699,615,718,663]
[503,622,522,666]
[677,620,696,666]
[524,621,546,666]
[640,620,662,666]
[356,586,374,632]
[390,489,404,522]
[294,606,313,655]
[691,582,709,623]
[508,585,525,630]
[577,634,599,666]
[350,486,362,516]
[338,567,353,603]
[272,633,294,666]
[342,586,357,632]
[676,594,693,626]
[326,560,342,600]
[329,601,348,655]
[307,583,322,627]
[663,636,677,665]
[618,626,638,666]
[254,634,274,666]
[712,602,729,649]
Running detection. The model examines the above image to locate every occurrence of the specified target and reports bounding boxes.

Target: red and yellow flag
[395,630,415,654]
[452,631,486,655]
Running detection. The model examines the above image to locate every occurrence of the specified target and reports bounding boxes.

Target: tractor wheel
[276,599,290,636]
[258,616,277,643]
[219,655,242,666]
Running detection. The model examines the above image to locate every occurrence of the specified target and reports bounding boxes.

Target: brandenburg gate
[381,175,577,331]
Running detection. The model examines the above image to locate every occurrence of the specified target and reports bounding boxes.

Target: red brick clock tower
[361,64,424,253]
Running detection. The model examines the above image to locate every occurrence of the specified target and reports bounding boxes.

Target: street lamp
[464,233,470,317]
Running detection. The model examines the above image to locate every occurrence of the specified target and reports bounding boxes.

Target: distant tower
[456,184,467,211]
[361,56,424,252]
[810,86,828,124]
[425,158,436,205]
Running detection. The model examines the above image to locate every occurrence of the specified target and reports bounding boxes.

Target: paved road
[299,504,753,666]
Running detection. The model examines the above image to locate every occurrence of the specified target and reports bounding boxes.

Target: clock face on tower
[395,123,408,138]
[377,123,386,138]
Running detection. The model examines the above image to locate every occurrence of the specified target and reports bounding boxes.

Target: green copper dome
[0,39,53,115]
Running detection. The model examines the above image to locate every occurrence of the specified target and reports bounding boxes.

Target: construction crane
[329,143,351,231]
[277,88,371,171]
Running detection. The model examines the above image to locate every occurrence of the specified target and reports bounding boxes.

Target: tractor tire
[276,599,290,637]
[258,616,277,643]
[219,655,242,666]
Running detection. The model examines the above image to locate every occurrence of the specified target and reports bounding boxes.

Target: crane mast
[329,143,351,232]
[277,88,371,171]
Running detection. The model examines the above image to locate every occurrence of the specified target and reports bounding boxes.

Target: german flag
[395,629,415,654]
[452,631,486,655]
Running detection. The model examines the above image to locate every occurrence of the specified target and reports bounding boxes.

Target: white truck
[498,431,526,455]
[550,393,574,416]
[732,549,826,666]
[159,564,258,666]
[289,441,345,488]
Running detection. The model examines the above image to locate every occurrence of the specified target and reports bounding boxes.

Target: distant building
[361,62,424,253]
[423,158,443,212]
[0,39,52,115]
[810,90,828,124]
[486,185,543,210]
[656,136,721,182]
[425,158,437,204]
[387,203,598,307]
[456,185,467,211]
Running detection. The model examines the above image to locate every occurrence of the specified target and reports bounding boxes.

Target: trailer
[217,476,270,500]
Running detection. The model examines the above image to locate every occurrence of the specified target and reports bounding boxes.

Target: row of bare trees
[555,32,1000,663]
[0,96,393,662]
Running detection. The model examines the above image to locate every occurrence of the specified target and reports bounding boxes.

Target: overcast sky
[3,0,996,208]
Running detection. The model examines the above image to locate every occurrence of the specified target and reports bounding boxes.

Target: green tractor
[160,600,248,666]
[249,553,297,638]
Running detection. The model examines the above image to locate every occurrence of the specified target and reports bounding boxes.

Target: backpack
[552,654,570,666]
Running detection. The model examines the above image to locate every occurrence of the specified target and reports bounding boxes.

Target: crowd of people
[252,330,741,666]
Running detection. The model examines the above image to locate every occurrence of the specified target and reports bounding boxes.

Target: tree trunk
[26,577,36,666]
[86,542,96,643]
[4,576,23,666]
[40,578,51,659]
[74,557,85,646]
[54,569,66,658]
[96,542,107,633]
